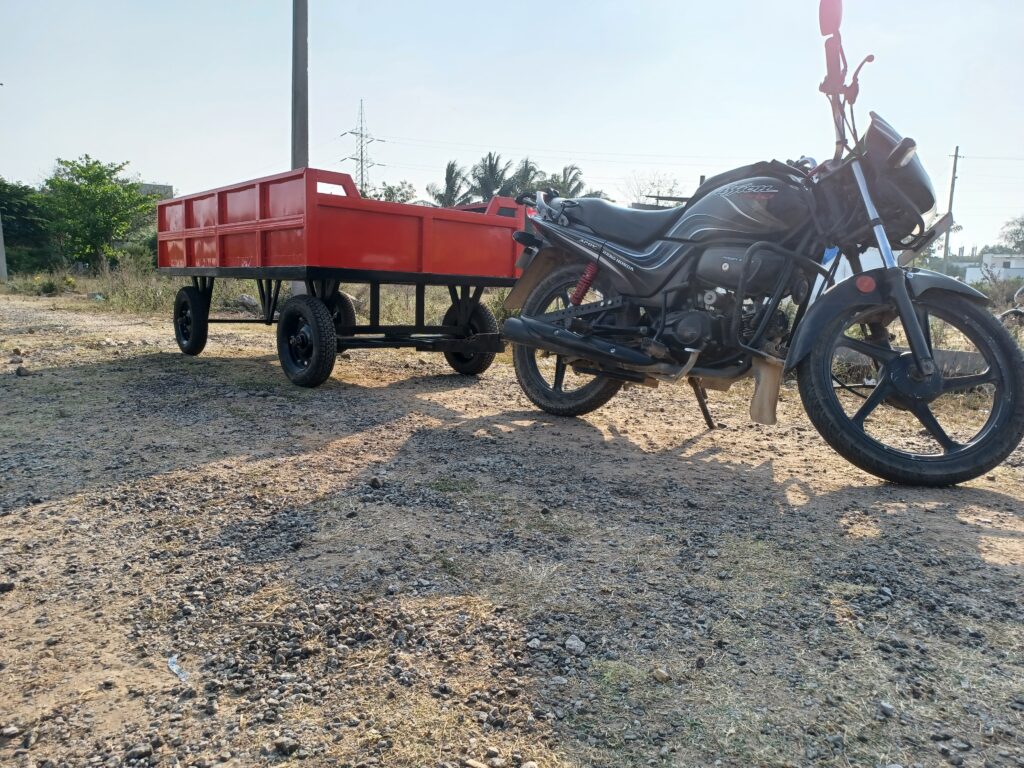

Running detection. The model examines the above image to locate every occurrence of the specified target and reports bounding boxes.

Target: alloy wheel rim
[827,303,1005,460]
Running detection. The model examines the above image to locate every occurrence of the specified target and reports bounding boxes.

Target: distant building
[965,253,1024,284]
[140,183,173,200]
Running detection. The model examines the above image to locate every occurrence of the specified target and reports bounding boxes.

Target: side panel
[312,206,422,272]
[424,218,517,277]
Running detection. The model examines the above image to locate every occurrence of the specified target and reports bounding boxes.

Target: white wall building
[965,253,1024,284]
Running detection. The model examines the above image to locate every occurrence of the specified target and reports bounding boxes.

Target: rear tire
[443,301,498,375]
[276,295,337,387]
[511,264,625,417]
[173,286,209,356]
[327,291,358,352]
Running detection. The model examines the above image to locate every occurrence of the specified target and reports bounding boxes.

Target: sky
[2,0,1023,253]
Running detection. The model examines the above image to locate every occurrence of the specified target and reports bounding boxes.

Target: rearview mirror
[819,0,842,36]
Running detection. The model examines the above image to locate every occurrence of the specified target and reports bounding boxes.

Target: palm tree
[469,152,512,202]
[426,161,471,207]
[548,165,586,198]
[501,157,542,198]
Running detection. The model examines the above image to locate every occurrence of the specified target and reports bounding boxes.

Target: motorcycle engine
[658,288,793,359]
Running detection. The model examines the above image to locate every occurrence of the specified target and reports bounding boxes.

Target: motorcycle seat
[562,198,688,250]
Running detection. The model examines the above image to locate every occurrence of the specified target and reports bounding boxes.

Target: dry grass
[2,269,512,328]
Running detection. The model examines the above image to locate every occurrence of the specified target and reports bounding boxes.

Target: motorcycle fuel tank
[670,175,810,242]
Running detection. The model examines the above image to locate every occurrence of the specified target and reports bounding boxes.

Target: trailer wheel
[443,301,498,376]
[173,286,209,356]
[276,295,337,387]
[327,291,358,352]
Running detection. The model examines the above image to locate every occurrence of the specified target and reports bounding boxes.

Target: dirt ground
[1,293,1022,768]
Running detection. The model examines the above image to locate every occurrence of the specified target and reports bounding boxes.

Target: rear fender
[503,247,578,311]
[784,267,990,372]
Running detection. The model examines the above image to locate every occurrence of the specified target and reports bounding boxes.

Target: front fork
[849,158,937,377]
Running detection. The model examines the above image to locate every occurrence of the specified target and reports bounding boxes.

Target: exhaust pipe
[503,316,657,368]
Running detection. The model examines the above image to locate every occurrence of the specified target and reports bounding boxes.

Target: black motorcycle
[502,0,1024,486]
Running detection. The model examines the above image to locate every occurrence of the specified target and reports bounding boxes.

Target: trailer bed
[157,168,522,284]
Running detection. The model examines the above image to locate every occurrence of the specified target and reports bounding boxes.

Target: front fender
[784,267,990,372]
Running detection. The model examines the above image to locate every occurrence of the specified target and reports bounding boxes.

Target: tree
[502,158,543,198]
[469,152,512,202]
[980,243,1014,256]
[368,180,416,203]
[545,165,586,198]
[42,155,157,268]
[621,171,682,205]
[0,177,53,272]
[999,215,1024,253]
[426,162,471,207]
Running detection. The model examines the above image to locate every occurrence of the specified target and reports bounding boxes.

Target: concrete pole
[290,0,309,299]
[291,0,308,170]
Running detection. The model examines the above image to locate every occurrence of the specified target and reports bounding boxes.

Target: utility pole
[341,100,384,195]
[290,0,308,298]
[291,0,308,170]
[942,145,960,273]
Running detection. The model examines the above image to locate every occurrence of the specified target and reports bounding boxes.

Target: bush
[5,244,60,274]
[970,271,1024,310]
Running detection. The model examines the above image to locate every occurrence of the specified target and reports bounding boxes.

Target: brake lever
[845,54,875,105]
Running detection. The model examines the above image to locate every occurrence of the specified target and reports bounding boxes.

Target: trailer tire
[327,291,358,352]
[276,295,337,387]
[443,301,498,376]
[173,286,209,356]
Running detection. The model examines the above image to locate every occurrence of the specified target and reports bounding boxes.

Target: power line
[958,155,1024,161]
[375,133,752,164]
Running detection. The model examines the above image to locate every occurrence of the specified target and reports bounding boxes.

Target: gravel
[1,293,1023,767]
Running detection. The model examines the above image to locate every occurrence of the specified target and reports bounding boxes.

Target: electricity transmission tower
[341,100,384,195]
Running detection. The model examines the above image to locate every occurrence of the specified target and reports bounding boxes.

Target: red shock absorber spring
[569,263,599,305]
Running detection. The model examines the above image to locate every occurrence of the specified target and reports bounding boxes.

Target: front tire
[276,295,337,387]
[511,264,626,417]
[797,292,1024,486]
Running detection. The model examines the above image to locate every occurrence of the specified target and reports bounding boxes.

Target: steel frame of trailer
[173,268,515,353]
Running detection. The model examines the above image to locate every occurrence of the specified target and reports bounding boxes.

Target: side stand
[689,378,716,430]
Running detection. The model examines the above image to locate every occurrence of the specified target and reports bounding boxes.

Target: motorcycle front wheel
[797,292,1024,486]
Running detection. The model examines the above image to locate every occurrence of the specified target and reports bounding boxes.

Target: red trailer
[157,168,525,386]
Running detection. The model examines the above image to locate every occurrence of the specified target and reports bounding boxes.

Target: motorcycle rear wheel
[512,264,628,417]
[797,292,1024,486]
